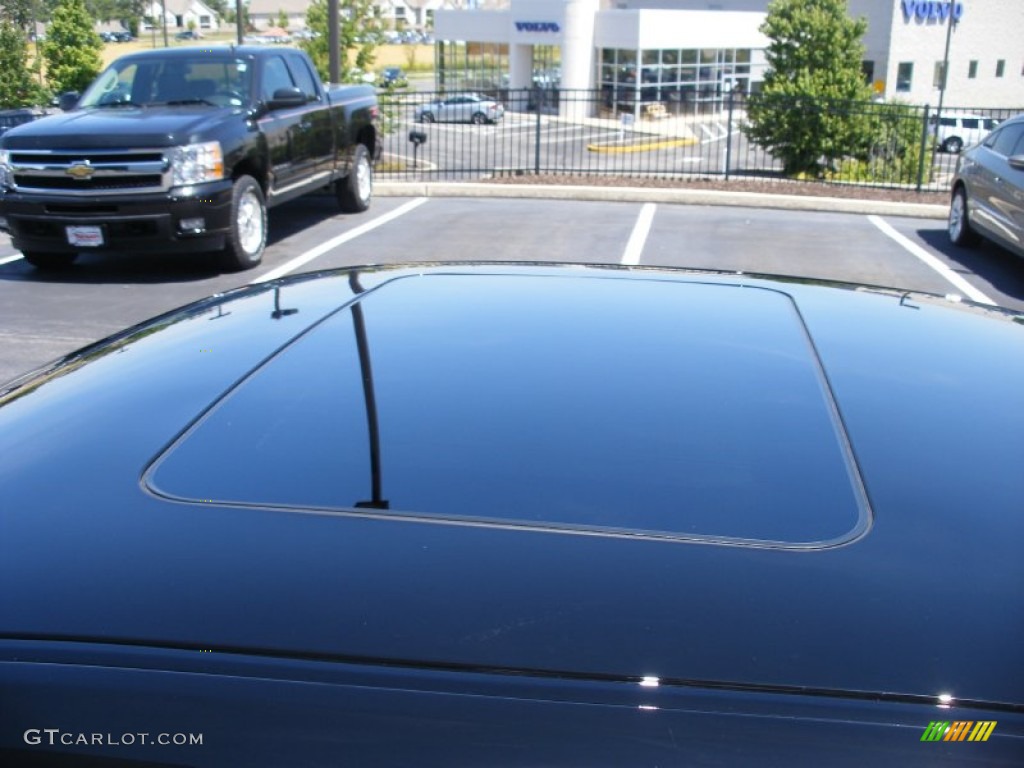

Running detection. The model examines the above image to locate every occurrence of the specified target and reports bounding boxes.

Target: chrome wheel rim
[356,154,371,203]
[949,193,965,240]
[237,188,264,255]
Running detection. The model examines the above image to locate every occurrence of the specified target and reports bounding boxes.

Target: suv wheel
[943,136,963,153]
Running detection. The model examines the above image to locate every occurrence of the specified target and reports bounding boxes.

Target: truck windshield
[78,56,253,109]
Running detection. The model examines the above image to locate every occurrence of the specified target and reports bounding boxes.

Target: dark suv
[1,264,1021,764]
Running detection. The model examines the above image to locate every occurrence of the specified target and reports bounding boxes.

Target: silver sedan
[949,113,1024,258]
[415,93,505,125]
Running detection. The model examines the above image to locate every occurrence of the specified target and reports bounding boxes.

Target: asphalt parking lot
[1,191,1023,386]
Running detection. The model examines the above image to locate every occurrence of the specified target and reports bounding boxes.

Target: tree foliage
[745,0,875,176]
[0,20,47,107]
[42,0,102,94]
[300,0,383,83]
[0,0,36,28]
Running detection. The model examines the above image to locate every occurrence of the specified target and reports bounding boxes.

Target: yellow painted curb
[587,137,699,154]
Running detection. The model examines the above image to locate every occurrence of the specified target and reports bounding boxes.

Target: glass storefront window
[595,46,757,114]
[435,41,509,92]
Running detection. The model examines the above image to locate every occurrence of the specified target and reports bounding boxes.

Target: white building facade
[850,0,1023,108]
[434,0,1024,111]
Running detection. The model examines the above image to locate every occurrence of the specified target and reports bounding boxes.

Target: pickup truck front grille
[7,149,170,196]
[13,175,165,191]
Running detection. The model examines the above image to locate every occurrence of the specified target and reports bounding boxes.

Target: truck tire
[23,252,78,270]
[221,175,266,271]
[336,143,372,213]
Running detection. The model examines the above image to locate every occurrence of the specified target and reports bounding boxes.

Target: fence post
[534,92,542,175]
[916,104,930,193]
[724,89,734,181]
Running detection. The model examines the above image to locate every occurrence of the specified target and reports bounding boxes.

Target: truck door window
[261,56,296,103]
[285,54,320,102]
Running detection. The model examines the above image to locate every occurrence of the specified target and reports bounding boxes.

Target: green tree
[300,0,383,83]
[277,8,289,29]
[745,0,874,176]
[42,0,102,94]
[0,20,47,106]
[0,0,36,28]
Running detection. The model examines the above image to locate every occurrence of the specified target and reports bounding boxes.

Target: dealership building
[433,0,1024,115]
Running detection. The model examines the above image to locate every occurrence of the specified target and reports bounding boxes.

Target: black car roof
[1,264,1022,709]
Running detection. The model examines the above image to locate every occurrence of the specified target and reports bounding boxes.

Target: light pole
[935,10,957,124]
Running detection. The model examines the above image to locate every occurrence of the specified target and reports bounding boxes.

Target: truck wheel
[336,143,372,213]
[222,175,266,271]
[23,252,77,270]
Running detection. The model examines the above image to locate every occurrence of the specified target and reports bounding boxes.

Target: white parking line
[867,215,995,305]
[621,203,656,266]
[252,197,429,284]
[0,253,24,266]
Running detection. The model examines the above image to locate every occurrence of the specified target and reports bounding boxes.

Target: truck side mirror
[58,92,80,111]
[268,87,306,111]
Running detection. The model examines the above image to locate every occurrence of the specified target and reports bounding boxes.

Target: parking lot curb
[375,182,949,220]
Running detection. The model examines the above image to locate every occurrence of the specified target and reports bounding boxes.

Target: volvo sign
[901,1,964,23]
[515,21,560,33]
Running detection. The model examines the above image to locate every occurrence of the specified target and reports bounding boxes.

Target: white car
[931,113,999,153]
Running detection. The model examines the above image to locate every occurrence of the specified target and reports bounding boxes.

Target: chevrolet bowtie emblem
[66,162,94,180]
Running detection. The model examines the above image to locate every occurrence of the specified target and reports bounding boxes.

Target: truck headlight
[170,141,224,186]
[0,149,12,189]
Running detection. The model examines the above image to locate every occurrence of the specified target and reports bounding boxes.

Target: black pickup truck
[0,46,379,270]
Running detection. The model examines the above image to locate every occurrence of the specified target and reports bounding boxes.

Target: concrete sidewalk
[375,181,949,220]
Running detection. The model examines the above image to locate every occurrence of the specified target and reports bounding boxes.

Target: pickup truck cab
[0,46,379,270]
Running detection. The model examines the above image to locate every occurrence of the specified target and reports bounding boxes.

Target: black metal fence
[0,108,39,139]
[377,88,1021,193]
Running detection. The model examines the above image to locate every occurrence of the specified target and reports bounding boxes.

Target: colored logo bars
[921,721,997,742]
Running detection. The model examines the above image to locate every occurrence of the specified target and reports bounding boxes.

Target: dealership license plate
[66,225,104,247]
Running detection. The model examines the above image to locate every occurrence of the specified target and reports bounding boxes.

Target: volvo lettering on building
[902,1,964,23]
[514,21,560,33]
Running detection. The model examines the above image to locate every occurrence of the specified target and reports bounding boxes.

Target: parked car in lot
[377,66,408,88]
[174,29,200,41]
[930,112,1000,153]
[1,263,1022,765]
[949,112,1024,258]
[0,46,379,271]
[416,93,504,124]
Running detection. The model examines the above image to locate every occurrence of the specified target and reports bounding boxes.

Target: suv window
[147,275,870,549]
[991,124,1024,156]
